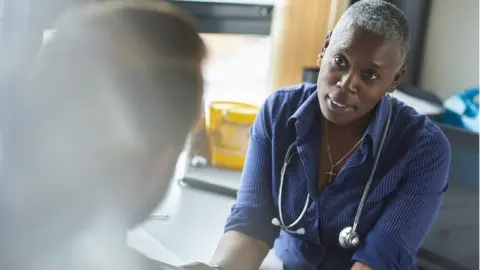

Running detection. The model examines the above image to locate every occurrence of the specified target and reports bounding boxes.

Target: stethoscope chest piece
[338,226,360,248]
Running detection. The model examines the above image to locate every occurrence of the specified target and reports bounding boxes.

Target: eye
[363,70,379,80]
[334,56,348,68]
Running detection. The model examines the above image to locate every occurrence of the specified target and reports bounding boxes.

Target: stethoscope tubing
[274,95,393,241]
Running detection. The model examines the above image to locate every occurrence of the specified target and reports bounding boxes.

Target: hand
[181,262,218,270]
[351,261,373,270]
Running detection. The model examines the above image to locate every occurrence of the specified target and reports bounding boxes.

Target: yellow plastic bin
[208,101,259,170]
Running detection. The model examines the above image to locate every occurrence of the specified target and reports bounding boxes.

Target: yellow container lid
[210,101,259,125]
[223,107,258,124]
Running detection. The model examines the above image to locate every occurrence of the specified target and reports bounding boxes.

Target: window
[201,33,271,106]
[168,1,275,105]
[40,1,275,106]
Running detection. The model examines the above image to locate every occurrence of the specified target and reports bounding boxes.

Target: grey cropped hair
[339,0,410,65]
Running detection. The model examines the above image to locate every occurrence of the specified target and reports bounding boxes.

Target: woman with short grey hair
[208,1,450,269]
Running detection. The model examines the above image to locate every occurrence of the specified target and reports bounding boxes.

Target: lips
[326,96,354,114]
[330,98,348,108]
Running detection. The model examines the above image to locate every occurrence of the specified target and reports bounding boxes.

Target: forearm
[211,230,269,270]
[351,262,373,270]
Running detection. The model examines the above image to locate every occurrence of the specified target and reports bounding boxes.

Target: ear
[389,65,407,93]
[317,31,332,67]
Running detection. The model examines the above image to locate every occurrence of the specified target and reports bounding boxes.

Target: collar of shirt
[287,86,391,158]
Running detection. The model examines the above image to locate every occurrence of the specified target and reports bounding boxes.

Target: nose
[336,72,358,94]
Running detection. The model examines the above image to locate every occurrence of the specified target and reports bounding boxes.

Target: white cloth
[392,90,444,115]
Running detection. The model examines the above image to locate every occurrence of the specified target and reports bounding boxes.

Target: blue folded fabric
[442,87,479,132]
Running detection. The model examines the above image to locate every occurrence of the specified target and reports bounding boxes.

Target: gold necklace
[325,122,363,183]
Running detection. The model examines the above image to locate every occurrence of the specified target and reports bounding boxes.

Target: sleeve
[352,127,452,269]
[223,96,280,248]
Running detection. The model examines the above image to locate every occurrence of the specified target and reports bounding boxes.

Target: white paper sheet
[127,228,185,266]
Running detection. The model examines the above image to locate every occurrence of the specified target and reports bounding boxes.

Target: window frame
[168,0,274,35]
[1,0,274,57]
[5,0,274,36]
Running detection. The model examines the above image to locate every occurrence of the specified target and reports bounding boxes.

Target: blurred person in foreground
[0,1,210,269]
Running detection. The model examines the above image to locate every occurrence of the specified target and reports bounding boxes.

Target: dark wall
[350,0,432,86]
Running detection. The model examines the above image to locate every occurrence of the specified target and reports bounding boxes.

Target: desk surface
[139,179,283,269]
[184,165,241,192]
[136,149,281,267]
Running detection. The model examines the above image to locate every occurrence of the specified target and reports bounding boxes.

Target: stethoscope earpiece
[295,228,306,235]
[272,217,306,235]
[271,217,281,226]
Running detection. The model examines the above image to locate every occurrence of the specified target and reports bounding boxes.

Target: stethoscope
[271,95,392,249]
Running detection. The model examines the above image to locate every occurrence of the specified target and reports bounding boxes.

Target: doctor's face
[317,22,406,126]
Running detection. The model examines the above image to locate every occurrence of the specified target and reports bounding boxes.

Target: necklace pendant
[328,174,335,184]
[326,168,337,183]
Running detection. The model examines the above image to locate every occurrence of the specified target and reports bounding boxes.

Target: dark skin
[316,22,406,269]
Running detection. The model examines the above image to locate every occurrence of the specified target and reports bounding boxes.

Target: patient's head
[316,0,410,126]
[2,0,204,266]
